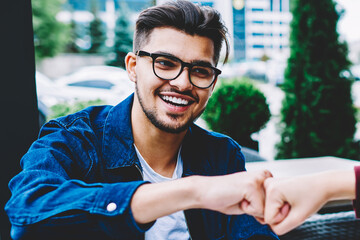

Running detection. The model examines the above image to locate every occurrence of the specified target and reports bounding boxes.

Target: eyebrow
[154,51,215,68]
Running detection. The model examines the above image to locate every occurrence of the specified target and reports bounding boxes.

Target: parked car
[36,71,69,107]
[36,71,71,126]
[37,98,49,127]
[54,65,134,105]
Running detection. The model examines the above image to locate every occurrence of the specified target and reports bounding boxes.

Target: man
[5,1,278,239]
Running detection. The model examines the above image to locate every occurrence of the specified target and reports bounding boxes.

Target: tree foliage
[64,19,82,53]
[87,0,106,53]
[32,0,69,61]
[107,3,133,69]
[203,79,271,150]
[276,0,358,159]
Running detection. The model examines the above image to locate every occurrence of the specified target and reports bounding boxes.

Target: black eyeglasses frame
[136,50,221,89]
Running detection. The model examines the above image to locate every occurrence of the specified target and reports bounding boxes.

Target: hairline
[134,26,219,65]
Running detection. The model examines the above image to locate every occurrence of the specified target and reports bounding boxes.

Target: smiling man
[5,1,278,239]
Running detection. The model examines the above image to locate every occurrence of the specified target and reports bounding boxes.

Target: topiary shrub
[275,0,358,160]
[203,78,271,150]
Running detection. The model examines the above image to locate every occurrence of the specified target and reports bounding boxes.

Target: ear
[125,52,137,83]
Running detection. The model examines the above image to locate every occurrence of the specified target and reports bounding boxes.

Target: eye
[154,56,179,69]
[191,66,213,78]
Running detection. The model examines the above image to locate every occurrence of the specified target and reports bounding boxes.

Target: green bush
[48,99,105,121]
[203,78,271,150]
[276,0,358,160]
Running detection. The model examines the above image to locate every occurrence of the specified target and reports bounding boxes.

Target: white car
[36,71,69,107]
[54,65,134,106]
[36,71,71,126]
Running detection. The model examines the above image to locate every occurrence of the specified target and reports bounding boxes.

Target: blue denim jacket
[5,94,278,240]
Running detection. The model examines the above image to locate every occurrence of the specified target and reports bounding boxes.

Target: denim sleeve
[5,120,152,239]
[227,215,279,240]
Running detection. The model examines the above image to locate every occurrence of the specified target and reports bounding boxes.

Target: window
[253,44,265,49]
[68,80,115,89]
[251,8,264,12]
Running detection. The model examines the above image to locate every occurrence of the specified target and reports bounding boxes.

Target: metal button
[106,202,117,212]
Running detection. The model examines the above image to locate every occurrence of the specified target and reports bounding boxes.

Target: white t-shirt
[134,145,191,240]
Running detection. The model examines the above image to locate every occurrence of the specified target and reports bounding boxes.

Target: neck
[131,98,187,177]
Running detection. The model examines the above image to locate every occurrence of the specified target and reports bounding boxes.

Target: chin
[154,118,192,134]
[159,122,190,134]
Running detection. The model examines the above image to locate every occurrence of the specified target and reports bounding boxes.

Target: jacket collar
[101,93,203,175]
[102,94,137,169]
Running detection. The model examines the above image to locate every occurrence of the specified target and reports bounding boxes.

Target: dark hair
[134,0,229,65]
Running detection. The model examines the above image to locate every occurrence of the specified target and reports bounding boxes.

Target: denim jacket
[5,94,278,240]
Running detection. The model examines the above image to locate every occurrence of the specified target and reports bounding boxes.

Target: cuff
[92,181,154,234]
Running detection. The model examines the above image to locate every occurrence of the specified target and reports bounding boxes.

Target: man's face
[131,27,217,133]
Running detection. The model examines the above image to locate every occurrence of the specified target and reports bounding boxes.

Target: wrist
[322,170,356,201]
[186,175,205,209]
[130,176,202,224]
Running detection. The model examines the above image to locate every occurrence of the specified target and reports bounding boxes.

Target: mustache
[156,88,199,103]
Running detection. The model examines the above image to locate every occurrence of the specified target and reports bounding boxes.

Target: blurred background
[32,0,360,161]
[1,1,360,239]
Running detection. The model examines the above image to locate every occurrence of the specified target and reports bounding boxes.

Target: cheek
[135,63,154,82]
[199,91,213,107]
[135,75,165,97]
[137,66,163,86]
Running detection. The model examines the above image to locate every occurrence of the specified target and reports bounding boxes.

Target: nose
[168,67,193,91]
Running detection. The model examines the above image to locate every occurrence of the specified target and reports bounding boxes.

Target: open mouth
[159,95,193,107]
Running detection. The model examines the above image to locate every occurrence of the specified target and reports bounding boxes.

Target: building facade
[228,0,291,62]
[63,0,291,62]
[158,0,291,62]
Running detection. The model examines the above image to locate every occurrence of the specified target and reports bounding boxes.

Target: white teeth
[162,95,189,105]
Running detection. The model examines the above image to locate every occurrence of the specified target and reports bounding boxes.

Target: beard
[135,83,203,134]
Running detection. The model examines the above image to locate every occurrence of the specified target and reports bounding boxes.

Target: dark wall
[0,0,39,239]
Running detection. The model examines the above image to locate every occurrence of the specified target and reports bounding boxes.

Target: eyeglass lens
[153,55,216,88]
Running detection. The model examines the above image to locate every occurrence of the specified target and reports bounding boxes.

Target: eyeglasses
[136,50,221,89]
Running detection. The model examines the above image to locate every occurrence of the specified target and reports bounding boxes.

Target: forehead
[142,27,215,64]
